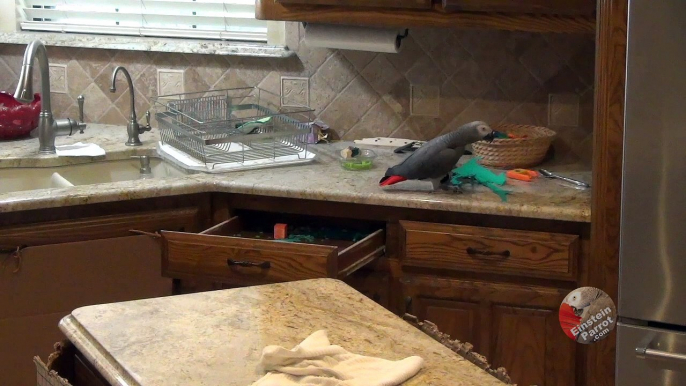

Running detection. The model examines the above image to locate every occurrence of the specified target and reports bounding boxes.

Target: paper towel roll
[304,24,407,54]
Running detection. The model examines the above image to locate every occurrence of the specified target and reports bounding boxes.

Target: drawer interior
[218,210,384,249]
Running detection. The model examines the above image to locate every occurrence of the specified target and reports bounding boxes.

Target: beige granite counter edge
[59,315,140,386]
[0,177,591,222]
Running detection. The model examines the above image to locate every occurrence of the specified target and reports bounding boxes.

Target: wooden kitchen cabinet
[277,0,596,14]
[256,0,596,33]
[1,236,172,386]
[441,0,596,15]
[402,276,575,386]
[277,0,432,8]
[0,207,202,386]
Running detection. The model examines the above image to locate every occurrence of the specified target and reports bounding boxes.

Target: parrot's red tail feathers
[379,175,407,186]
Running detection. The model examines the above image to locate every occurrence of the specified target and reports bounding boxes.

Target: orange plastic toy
[506,169,539,182]
[274,223,288,239]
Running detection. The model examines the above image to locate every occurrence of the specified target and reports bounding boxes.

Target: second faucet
[110,66,151,146]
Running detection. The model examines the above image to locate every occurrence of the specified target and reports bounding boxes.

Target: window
[15,0,269,42]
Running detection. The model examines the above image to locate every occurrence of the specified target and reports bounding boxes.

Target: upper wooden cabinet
[277,0,433,9]
[256,0,597,33]
[441,0,596,15]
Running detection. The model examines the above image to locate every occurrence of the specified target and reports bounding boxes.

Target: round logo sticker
[559,287,617,344]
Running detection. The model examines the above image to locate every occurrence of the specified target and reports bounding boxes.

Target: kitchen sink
[0,158,187,194]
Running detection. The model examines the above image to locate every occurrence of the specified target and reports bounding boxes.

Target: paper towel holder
[302,22,410,46]
[302,23,410,53]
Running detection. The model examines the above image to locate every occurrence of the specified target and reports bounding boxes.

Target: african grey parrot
[563,287,616,344]
[379,121,495,191]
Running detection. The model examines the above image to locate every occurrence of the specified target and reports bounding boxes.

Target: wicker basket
[471,124,556,168]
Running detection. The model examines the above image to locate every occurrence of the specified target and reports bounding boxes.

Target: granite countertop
[0,124,592,222]
[59,279,505,386]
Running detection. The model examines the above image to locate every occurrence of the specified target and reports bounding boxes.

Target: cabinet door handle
[227,259,271,269]
[466,247,511,259]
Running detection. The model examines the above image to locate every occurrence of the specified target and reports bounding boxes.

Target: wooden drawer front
[441,0,596,15]
[0,207,199,248]
[400,221,578,280]
[276,0,432,9]
[162,216,384,285]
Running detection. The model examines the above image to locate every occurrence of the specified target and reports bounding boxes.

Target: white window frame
[0,0,289,57]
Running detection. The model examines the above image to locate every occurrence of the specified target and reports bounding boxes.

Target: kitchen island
[57,279,505,386]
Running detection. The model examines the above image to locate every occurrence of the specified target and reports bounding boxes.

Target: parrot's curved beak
[483,131,496,142]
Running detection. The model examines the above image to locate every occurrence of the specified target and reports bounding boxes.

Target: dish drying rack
[154,87,316,173]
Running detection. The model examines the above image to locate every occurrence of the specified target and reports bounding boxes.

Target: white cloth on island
[251,330,424,386]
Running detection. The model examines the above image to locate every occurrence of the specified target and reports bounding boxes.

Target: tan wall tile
[0,28,596,163]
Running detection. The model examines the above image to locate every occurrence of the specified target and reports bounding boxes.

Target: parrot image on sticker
[379,121,495,191]
[560,287,617,344]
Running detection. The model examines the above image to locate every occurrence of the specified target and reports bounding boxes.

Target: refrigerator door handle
[636,333,686,362]
[637,347,686,362]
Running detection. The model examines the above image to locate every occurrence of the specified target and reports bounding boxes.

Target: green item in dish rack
[235,116,272,134]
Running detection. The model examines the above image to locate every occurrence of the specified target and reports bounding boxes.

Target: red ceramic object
[0,91,41,140]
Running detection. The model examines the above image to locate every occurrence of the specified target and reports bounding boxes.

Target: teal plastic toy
[450,158,510,202]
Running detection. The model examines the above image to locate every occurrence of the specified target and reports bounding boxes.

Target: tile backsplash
[0,26,595,165]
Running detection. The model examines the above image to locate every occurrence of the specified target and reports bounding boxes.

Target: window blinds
[17,0,268,42]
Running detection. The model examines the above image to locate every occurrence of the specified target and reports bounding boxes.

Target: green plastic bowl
[340,149,377,171]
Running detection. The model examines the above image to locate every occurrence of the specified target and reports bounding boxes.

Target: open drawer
[161,216,385,285]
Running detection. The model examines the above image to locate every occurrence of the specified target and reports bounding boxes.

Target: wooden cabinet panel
[0,236,172,386]
[343,270,390,308]
[0,236,171,319]
[422,298,481,353]
[442,0,596,15]
[0,207,200,248]
[0,312,67,386]
[277,0,432,9]
[400,221,579,280]
[402,276,575,386]
[491,305,548,386]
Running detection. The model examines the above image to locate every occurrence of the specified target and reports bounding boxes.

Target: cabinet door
[402,276,575,386]
[441,0,596,15]
[0,236,172,386]
[276,0,432,9]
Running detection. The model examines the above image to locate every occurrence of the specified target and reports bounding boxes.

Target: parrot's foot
[428,176,463,193]
[440,184,464,193]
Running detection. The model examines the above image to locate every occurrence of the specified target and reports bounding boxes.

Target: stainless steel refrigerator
[617,0,686,384]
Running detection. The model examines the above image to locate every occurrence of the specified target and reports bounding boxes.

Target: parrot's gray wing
[389,147,462,180]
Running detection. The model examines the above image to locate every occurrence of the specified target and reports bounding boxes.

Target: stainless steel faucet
[110,66,151,146]
[13,40,86,154]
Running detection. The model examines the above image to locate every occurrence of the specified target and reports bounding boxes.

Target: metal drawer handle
[466,247,511,258]
[227,259,271,269]
[637,347,686,362]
